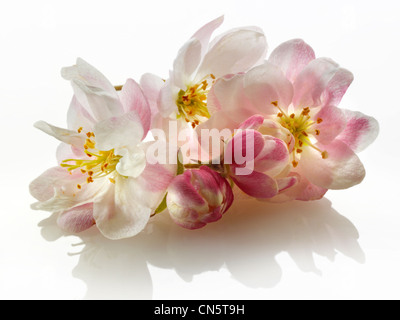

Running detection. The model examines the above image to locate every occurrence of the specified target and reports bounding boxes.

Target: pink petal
[191,16,224,58]
[197,28,267,80]
[243,62,294,115]
[336,109,379,153]
[61,58,123,122]
[292,57,340,109]
[140,73,165,118]
[225,129,266,168]
[210,73,258,122]
[299,140,366,189]
[268,39,316,83]
[277,175,298,192]
[57,203,95,233]
[321,68,354,107]
[313,105,347,144]
[238,115,265,130]
[231,171,278,199]
[93,177,151,240]
[120,79,151,138]
[253,136,290,176]
[258,120,295,152]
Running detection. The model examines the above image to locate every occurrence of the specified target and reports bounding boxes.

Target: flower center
[60,128,122,189]
[176,74,216,128]
[272,101,328,168]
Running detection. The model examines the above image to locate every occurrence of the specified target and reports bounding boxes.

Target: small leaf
[177,149,184,175]
[152,193,168,217]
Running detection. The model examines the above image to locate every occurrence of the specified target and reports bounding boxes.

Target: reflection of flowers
[63,198,364,298]
[30,18,378,237]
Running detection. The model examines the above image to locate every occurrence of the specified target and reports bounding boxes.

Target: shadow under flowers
[39,197,365,299]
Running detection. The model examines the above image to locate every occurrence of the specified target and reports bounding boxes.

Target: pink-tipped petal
[57,203,95,233]
[254,136,290,176]
[120,79,151,138]
[321,68,354,107]
[277,175,298,192]
[269,39,316,83]
[314,105,347,144]
[336,109,379,153]
[197,28,267,80]
[93,177,151,240]
[238,115,265,130]
[231,171,278,199]
[293,57,340,109]
[140,73,165,117]
[258,120,295,152]
[299,140,366,190]
[243,62,294,115]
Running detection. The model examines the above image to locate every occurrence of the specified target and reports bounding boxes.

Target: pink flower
[167,166,234,229]
[199,39,379,200]
[140,16,267,134]
[29,59,176,239]
[223,123,295,199]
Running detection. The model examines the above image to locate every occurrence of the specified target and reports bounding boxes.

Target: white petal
[34,121,85,148]
[115,147,146,178]
[93,111,144,151]
[93,176,151,240]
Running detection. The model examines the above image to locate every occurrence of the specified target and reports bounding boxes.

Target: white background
[1,0,399,300]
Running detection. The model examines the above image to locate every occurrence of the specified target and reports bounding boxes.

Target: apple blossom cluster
[30,17,379,239]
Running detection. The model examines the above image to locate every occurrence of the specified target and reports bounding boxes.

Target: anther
[292,160,299,168]
[78,127,83,134]
[87,176,94,183]
[321,151,329,159]
[271,101,278,107]
[317,118,323,124]
[210,74,216,80]
[109,178,116,184]
[77,184,82,190]
[290,113,295,119]
[302,131,308,137]
[315,129,320,136]
[277,113,283,117]
[296,149,303,153]
[88,171,94,176]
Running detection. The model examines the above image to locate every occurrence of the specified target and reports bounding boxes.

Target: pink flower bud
[167,166,234,229]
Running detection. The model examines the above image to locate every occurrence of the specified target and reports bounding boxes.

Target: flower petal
[140,73,165,117]
[61,58,123,121]
[231,171,278,199]
[253,136,290,176]
[57,203,95,233]
[191,16,224,58]
[158,80,179,117]
[238,115,265,130]
[268,39,315,83]
[34,121,85,149]
[336,109,379,153]
[197,28,267,79]
[93,177,151,240]
[313,105,347,144]
[173,38,202,88]
[293,57,341,109]
[67,96,96,132]
[119,79,151,138]
[93,111,144,151]
[30,167,107,212]
[321,68,354,107]
[299,140,366,189]
[115,146,146,178]
[244,62,294,115]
